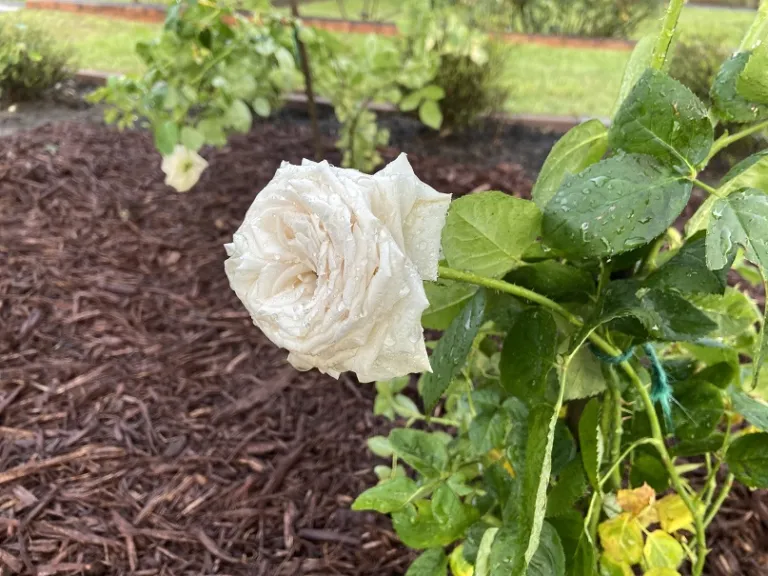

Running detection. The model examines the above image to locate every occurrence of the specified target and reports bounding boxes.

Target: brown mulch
[0,119,766,575]
[0,120,529,576]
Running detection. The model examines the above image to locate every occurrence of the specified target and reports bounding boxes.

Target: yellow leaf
[643,530,685,570]
[598,513,644,565]
[450,545,474,576]
[599,553,633,576]
[617,483,655,516]
[656,494,694,533]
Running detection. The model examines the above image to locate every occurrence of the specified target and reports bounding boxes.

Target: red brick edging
[26,0,636,51]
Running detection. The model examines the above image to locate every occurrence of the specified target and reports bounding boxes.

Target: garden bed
[0,115,767,576]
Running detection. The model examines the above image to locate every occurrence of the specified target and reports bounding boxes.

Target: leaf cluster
[357,7,768,575]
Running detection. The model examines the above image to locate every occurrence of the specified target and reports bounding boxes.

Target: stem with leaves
[437,265,710,575]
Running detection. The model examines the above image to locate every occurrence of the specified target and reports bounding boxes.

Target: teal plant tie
[589,343,635,365]
[590,342,680,431]
[642,343,675,432]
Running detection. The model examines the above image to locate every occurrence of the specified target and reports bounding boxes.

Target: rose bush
[224,154,451,382]
[223,1,768,575]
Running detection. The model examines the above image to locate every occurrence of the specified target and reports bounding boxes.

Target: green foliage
[0,21,75,103]
[90,0,296,154]
[355,4,768,576]
[725,432,768,488]
[431,42,511,132]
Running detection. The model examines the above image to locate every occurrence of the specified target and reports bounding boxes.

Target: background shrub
[668,34,732,105]
[433,43,511,131]
[455,0,660,38]
[0,21,75,103]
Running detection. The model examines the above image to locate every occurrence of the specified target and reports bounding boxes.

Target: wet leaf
[533,119,608,208]
[712,52,768,123]
[725,432,768,488]
[500,309,558,402]
[737,44,768,104]
[645,232,729,295]
[542,154,692,259]
[671,380,725,441]
[706,188,768,271]
[610,69,713,169]
[504,261,595,302]
[600,280,717,342]
[422,280,478,330]
[443,191,541,277]
[421,290,486,413]
[613,35,655,116]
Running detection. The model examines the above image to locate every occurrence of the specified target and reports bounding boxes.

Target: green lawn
[0,4,757,116]
[2,11,159,74]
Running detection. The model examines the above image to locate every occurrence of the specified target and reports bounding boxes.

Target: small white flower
[224,154,451,382]
[161,145,208,193]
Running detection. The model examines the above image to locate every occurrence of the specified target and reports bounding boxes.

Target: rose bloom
[161,145,208,193]
[224,154,451,382]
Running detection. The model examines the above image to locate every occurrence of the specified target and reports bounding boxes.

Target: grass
[0,4,756,116]
[2,11,159,73]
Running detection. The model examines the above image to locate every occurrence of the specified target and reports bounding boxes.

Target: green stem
[690,178,722,198]
[705,119,768,164]
[651,0,686,71]
[704,473,735,527]
[438,266,582,325]
[606,367,624,491]
[640,235,666,275]
[600,438,661,487]
[438,265,710,576]
[410,413,459,427]
[589,491,603,544]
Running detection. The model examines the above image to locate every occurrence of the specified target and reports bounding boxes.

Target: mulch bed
[0,119,766,575]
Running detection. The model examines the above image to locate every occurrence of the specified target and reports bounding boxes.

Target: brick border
[75,70,608,132]
[27,0,636,51]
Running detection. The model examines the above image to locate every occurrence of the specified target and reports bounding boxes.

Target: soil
[0,113,766,575]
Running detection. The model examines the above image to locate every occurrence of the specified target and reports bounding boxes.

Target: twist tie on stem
[589,343,635,365]
[590,342,679,431]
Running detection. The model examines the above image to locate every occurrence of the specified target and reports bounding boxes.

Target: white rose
[224,154,451,382]
[161,145,208,193]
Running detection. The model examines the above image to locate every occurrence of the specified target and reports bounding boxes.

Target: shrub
[457,0,661,38]
[433,42,510,132]
[0,21,75,103]
[668,34,731,105]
